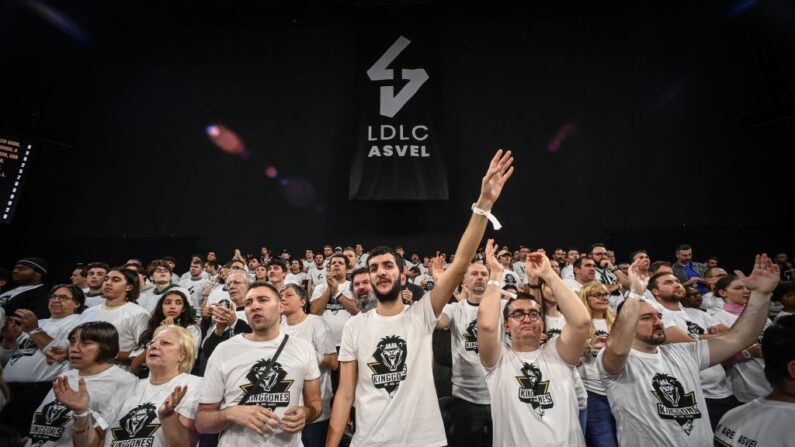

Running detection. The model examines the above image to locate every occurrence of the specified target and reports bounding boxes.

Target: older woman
[130,288,201,376]
[0,284,85,436]
[577,281,618,447]
[27,322,136,447]
[56,325,202,447]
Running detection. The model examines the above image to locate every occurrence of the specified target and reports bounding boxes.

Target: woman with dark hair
[57,325,202,447]
[711,274,774,403]
[26,322,136,447]
[0,284,85,436]
[77,268,149,367]
[130,288,200,376]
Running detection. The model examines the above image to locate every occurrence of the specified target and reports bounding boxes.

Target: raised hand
[429,254,446,282]
[477,149,514,209]
[736,254,780,294]
[484,239,503,275]
[627,259,646,294]
[279,406,307,433]
[13,309,39,333]
[52,376,90,413]
[46,346,68,365]
[158,385,187,419]
[525,251,553,281]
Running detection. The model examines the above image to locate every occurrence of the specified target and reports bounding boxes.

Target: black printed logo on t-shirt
[28,400,71,446]
[239,359,294,410]
[504,273,517,286]
[515,362,554,417]
[9,338,37,365]
[546,328,562,340]
[368,335,408,398]
[650,373,702,435]
[110,403,160,447]
[686,321,705,336]
[464,320,479,353]
[325,293,345,315]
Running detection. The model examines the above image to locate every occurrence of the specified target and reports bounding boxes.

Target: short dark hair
[714,275,740,297]
[629,250,648,261]
[367,246,404,273]
[163,256,177,264]
[48,283,86,313]
[86,262,110,272]
[73,264,88,278]
[148,259,172,275]
[589,243,606,254]
[68,322,120,363]
[573,256,593,270]
[266,258,288,272]
[647,271,674,291]
[650,260,672,273]
[329,253,350,268]
[762,315,795,386]
[675,244,692,253]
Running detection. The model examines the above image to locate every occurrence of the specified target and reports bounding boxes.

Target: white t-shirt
[417,274,436,293]
[442,299,507,405]
[563,278,584,292]
[2,314,82,383]
[597,340,713,446]
[26,366,137,447]
[484,338,585,446]
[545,314,566,340]
[714,398,795,447]
[200,333,320,447]
[700,292,725,316]
[307,266,326,288]
[711,309,773,403]
[561,265,574,280]
[285,272,307,286]
[206,286,231,308]
[512,261,528,280]
[78,303,149,353]
[501,270,525,290]
[578,318,610,394]
[310,280,354,346]
[178,277,211,319]
[659,304,733,399]
[84,292,106,308]
[279,315,336,422]
[356,254,369,269]
[100,373,202,447]
[338,296,446,447]
[137,287,169,315]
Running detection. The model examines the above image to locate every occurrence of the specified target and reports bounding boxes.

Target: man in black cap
[0,257,49,319]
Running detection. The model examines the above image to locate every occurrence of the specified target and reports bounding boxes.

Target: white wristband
[487,279,504,288]
[471,203,502,230]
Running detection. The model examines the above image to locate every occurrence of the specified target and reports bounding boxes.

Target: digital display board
[0,133,33,224]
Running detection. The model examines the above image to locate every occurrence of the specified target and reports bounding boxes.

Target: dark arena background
[1,0,793,278]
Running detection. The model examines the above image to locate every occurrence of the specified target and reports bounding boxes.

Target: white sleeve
[310,283,326,301]
[176,376,203,419]
[129,311,150,350]
[302,342,321,382]
[409,293,439,333]
[199,345,227,404]
[337,318,357,362]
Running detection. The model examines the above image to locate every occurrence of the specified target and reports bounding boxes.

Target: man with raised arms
[326,149,514,447]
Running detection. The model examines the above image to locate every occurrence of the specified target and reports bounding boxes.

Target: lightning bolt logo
[367,36,429,118]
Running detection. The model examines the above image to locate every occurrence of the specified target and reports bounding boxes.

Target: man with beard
[597,255,780,446]
[435,261,507,447]
[197,281,322,447]
[350,268,377,313]
[327,149,514,447]
[1,257,50,319]
[309,254,358,349]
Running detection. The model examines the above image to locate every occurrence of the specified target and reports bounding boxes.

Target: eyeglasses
[49,294,73,302]
[508,310,542,322]
[589,292,610,299]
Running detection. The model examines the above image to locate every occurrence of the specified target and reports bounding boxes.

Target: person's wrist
[474,196,494,212]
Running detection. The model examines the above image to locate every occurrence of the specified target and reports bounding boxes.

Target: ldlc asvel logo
[367,35,428,118]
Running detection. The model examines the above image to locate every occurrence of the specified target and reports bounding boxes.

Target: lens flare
[206,124,248,157]
[264,166,278,178]
[547,123,577,153]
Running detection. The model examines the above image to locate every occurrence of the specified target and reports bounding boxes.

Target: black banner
[350,27,447,200]
[0,133,33,224]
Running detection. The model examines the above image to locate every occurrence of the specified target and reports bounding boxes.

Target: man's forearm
[309,288,331,315]
[726,290,771,347]
[195,408,232,434]
[326,395,353,446]
[160,414,192,447]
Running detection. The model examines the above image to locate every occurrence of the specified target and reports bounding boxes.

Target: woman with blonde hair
[54,325,202,447]
[577,281,618,447]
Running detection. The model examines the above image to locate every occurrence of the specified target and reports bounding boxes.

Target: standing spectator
[1,258,50,320]
[83,263,110,308]
[672,244,709,295]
